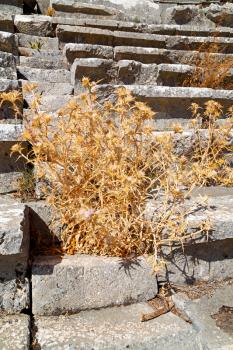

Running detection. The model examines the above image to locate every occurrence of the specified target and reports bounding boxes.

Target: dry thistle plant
[186,101,233,186]
[0,90,23,120]
[10,82,233,265]
[46,6,55,17]
[182,39,233,89]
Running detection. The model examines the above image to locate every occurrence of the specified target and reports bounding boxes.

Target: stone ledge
[32,254,158,316]
[34,303,199,349]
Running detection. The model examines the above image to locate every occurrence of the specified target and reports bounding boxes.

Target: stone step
[0,314,30,349]
[115,46,233,65]
[0,11,14,33]
[14,14,54,37]
[33,303,200,349]
[19,56,67,70]
[0,31,18,55]
[0,197,30,313]
[51,0,162,24]
[52,0,122,18]
[64,43,233,66]
[57,25,233,53]
[95,84,233,119]
[53,18,233,37]
[172,283,233,349]
[24,94,71,111]
[18,47,62,58]
[17,33,59,51]
[20,79,73,96]
[17,67,71,83]
[0,52,17,80]
[152,187,233,284]
[0,0,23,14]
[72,58,233,88]
[32,254,158,316]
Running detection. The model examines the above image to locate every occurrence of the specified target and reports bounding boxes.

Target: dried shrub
[46,7,55,17]
[0,90,23,120]
[183,40,233,89]
[9,81,233,263]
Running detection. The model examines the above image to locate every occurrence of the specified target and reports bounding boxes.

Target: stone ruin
[0,0,233,348]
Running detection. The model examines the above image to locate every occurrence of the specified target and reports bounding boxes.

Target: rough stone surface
[0,79,19,92]
[0,0,23,14]
[205,3,233,28]
[0,12,14,33]
[0,124,23,141]
[96,85,233,119]
[173,284,233,349]
[64,43,113,64]
[17,67,71,83]
[0,197,30,313]
[0,172,24,194]
[34,303,200,349]
[147,188,233,284]
[71,57,113,85]
[52,0,162,24]
[17,33,59,51]
[0,198,29,256]
[14,15,53,36]
[32,254,158,315]
[0,31,18,55]
[0,314,30,350]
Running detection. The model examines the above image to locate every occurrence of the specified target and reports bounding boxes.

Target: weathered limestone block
[19,56,66,70]
[64,43,113,65]
[173,284,233,349]
[0,199,30,313]
[150,188,233,284]
[157,63,193,86]
[114,45,233,66]
[95,85,233,119]
[71,58,113,85]
[20,80,73,95]
[0,51,16,73]
[34,304,199,349]
[57,25,114,47]
[0,12,14,33]
[0,79,19,92]
[52,0,122,17]
[37,0,50,14]
[0,124,23,141]
[164,5,205,26]
[17,33,59,51]
[116,59,143,84]
[0,172,24,195]
[52,0,162,24]
[18,47,62,58]
[0,31,18,55]
[0,314,30,349]
[0,199,29,256]
[0,0,23,14]
[0,257,30,313]
[25,94,71,111]
[0,141,27,185]
[205,3,233,28]
[17,67,71,83]
[14,15,54,37]
[32,255,158,315]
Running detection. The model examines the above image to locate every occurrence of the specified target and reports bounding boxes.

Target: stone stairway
[1,0,233,349]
